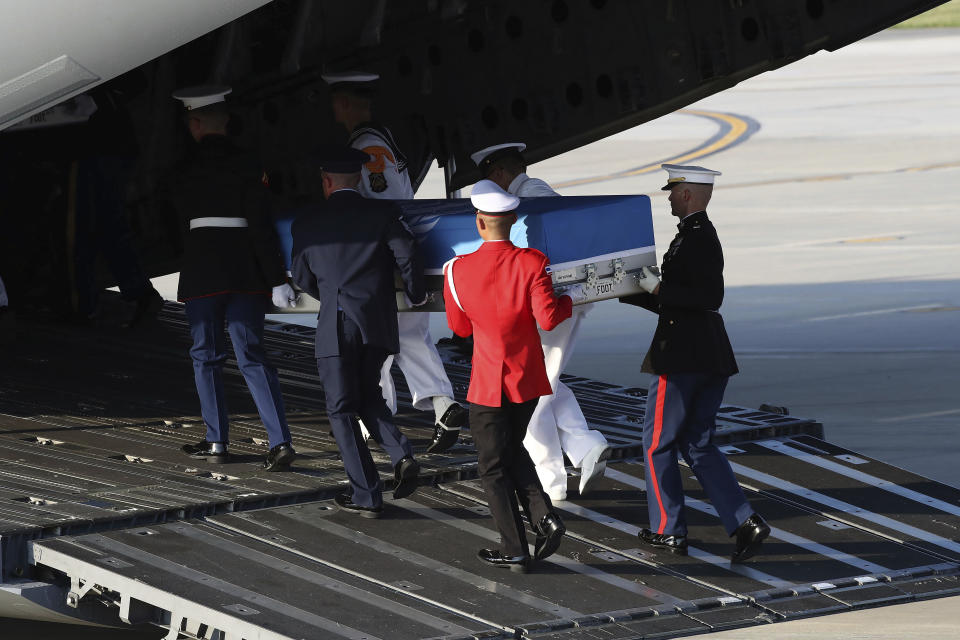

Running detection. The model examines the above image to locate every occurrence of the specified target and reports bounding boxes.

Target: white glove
[560,283,589,304]
[272,283,299,309]
[635,266,661,294]
[403,291,430,308]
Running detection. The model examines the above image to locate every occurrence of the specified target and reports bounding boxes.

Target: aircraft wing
[0,0,271,130]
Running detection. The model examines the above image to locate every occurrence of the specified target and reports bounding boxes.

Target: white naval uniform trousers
[350,128,454,414]
[510,174,608,498]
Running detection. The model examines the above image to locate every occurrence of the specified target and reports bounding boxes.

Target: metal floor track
[3,302,959,639]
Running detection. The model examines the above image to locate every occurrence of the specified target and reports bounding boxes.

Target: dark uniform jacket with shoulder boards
[290,189,425,358]
[621,210,738,376]
[169,135,286,301]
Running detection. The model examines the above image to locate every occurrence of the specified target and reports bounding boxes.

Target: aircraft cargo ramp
[2,303,960,639]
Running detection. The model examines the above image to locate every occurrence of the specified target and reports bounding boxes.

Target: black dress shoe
[335,492,383,519]
[534,512,566,561]
[122,289,164,328]
[181,440,229,464]
[477,548,530,573]
[638,528,688,555]
[427,403,468,453]
[263,442,296,471]
[393,455,420,499]
[731,513,770,563]
[426,425,459,454]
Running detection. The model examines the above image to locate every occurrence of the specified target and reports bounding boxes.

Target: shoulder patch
[368,172,388,193]
[362,145,396,174]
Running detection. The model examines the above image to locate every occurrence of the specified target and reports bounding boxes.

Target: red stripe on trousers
[647,375,669,534]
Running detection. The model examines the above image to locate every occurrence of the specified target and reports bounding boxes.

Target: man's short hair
[330,85,375,107]
[684,183,714,198]
[484,153,525,178]
[322,170,361,189]
[477,212,516,232]
[186,103,229,130]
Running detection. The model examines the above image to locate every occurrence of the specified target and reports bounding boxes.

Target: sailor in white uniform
[472,143,611,501]
[324,72,468,452]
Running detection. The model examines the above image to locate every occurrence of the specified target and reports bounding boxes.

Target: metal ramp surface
[4,302,960,638]
[0,303,817,579]
[29,464,960,639]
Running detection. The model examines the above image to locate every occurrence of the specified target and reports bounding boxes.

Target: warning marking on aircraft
[553,109,760,189]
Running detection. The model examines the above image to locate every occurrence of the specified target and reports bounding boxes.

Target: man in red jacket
[443,180,586,572]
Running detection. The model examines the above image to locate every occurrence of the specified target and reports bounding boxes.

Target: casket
[274,194,656,312]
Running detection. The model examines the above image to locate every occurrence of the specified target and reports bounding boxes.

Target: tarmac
[14,25,960,640]
[426,26,960,639]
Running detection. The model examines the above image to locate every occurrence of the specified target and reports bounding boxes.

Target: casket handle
[585,262,598,288]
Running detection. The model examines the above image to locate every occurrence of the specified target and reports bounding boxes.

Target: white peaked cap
[172,85,232,110]
[470,142,526,168]
[661,163,722,190]
[321,71,380,85]
[471,179,520,215]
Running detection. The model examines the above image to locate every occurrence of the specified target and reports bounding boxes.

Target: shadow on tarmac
[0,619,163,639]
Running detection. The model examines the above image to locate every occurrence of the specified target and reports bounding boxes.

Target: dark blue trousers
[643,373,753,537]
[316,312,413,508]
[184,293,291,448]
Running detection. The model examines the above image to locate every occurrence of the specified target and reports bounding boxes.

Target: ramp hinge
[585,262,598,287]
[612,258,625,284]
[67,577,95,608]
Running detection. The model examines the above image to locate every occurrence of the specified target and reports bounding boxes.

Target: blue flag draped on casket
[275,194,655,277]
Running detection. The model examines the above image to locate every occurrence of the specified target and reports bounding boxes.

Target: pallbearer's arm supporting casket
[273,194,657,313]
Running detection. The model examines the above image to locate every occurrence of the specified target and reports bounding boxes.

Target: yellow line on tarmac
[719,159,960,191]
[553,109,753,189]
[658,109,750,167]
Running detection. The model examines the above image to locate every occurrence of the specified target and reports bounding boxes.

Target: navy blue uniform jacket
[169,135,286,301]
[621,210,738,376]
[290,189,425,358]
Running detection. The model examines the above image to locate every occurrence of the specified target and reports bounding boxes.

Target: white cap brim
[321,71,380,85]
[661,163,721,190]
[172,85,232,110]
[470,142,526,168]
[471,179,520,214]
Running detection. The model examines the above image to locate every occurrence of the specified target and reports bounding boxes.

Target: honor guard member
[291,146,424,517]
[323,71,468,453]
[170,86,297,471]
[443,180,570,572]
[472,142,558,197]
[472,143,611,501]
[619,164,769,562]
